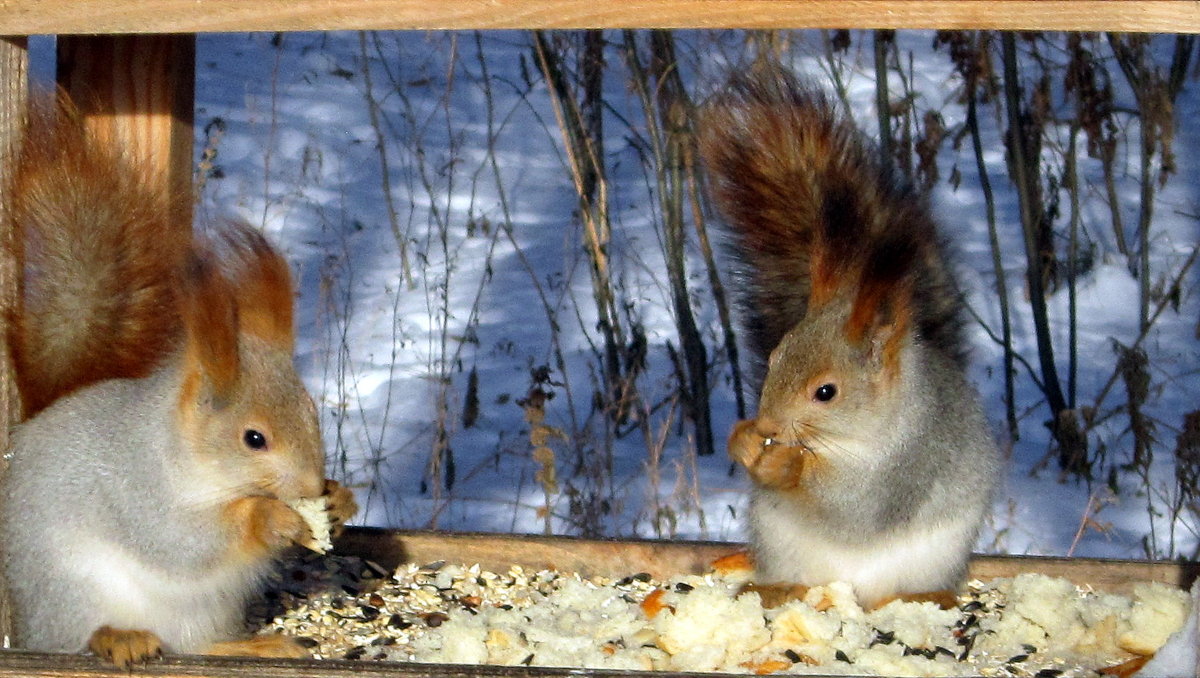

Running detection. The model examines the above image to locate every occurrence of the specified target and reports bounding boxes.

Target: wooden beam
[0,1,1196,34]
[55,35,195,229]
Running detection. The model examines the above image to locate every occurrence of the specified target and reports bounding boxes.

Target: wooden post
[0,33,27,647]
[56,34,195,228]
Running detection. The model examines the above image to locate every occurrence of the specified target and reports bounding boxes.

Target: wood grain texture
[0,33,27,648]
[56,35,195,229]
[335,527,1199,595]
[0,1,1196,34]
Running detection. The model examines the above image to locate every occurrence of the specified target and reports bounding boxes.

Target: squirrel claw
[89,626,163,669]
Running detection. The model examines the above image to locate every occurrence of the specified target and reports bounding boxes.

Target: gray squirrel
[0,97,357,666]
[699,70,1001,609]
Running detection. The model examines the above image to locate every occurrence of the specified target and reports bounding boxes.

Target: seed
[360,605,380,621]
[344,647,365,660]
[870,630,895,647]
[784,649,802,664]
[835,650,851,663]
[674,582,694,593]
[1007,654,1029,664]
[295,637,319,649]
[424,612,450,628]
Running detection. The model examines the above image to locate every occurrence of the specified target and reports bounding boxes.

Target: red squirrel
[0,97,357,667]
[699,70,1001,609]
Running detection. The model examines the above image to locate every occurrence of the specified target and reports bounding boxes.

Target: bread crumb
[286,497,333,554]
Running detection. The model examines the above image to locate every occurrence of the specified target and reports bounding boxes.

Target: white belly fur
[750,489,980,606]
[66,533,264,651]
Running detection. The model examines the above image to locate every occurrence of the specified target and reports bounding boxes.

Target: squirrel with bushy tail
[699,69,1001,609]
[0,97,358,666]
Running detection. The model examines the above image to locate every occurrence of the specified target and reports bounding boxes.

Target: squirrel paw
[204,633,311,659]
[227,496,313,556]
[322,479,358,538]
[88,626,163,669]
[728,419,808,490]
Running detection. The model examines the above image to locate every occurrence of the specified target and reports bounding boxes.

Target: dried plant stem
[1001,33,1073,471]
[623,30,714,457]
[358,30,414,289]
[966,65,1018,441]
[533,30,633,426]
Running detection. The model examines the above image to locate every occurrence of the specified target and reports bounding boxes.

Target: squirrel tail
[698,68,966,372]
[6,96,192,416]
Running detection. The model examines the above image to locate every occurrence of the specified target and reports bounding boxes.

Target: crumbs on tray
[260,554,1189,677]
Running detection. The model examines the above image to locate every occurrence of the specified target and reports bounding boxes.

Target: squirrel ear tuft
[846,236,915,377]
[216,224,295,350]
[181,251,240,405]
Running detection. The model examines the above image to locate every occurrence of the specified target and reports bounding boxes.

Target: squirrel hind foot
[868,589,959,611]
[203,634,310,659]
[737,582,812,609]
[88,626,163,669]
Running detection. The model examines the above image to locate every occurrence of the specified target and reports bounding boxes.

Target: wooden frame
[0,528,1191,677]
[0,0,1197,33]
[0,2,1197,676]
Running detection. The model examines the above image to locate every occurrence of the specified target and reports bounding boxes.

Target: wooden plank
[55,34,195,230]
[0,1,1196,34]
[0,649,724,678]
[335,528,1199,595]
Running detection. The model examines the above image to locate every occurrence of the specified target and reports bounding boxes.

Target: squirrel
[0,97,357,667]
[698,70,1001,610]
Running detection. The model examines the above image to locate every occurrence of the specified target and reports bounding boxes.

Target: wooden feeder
[0,2,1197,676]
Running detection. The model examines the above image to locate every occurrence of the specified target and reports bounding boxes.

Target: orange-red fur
[217,226,296,348]
[221,495,311,563]
[6,97,190,417]
[6,96,299,419]
[181,252,242,405]
[698,72,966,385]
[87,627,162,669]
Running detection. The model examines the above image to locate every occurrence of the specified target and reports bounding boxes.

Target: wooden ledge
[0,1,1196,35]
[335,527,1200,595]
[0,529,1191,676]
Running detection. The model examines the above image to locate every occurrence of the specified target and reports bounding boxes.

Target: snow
[185,30,1200,560]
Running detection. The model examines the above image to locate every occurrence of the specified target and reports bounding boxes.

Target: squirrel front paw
[226,495,313,557]
[323,479,358,538]
[728,418,808,491]
[88,626,163,669]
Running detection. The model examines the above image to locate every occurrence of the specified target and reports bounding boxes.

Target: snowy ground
[189,30,1199,560]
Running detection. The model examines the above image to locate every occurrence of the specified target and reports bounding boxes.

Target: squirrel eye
[814,384,838,402]
[243,429,268,450]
